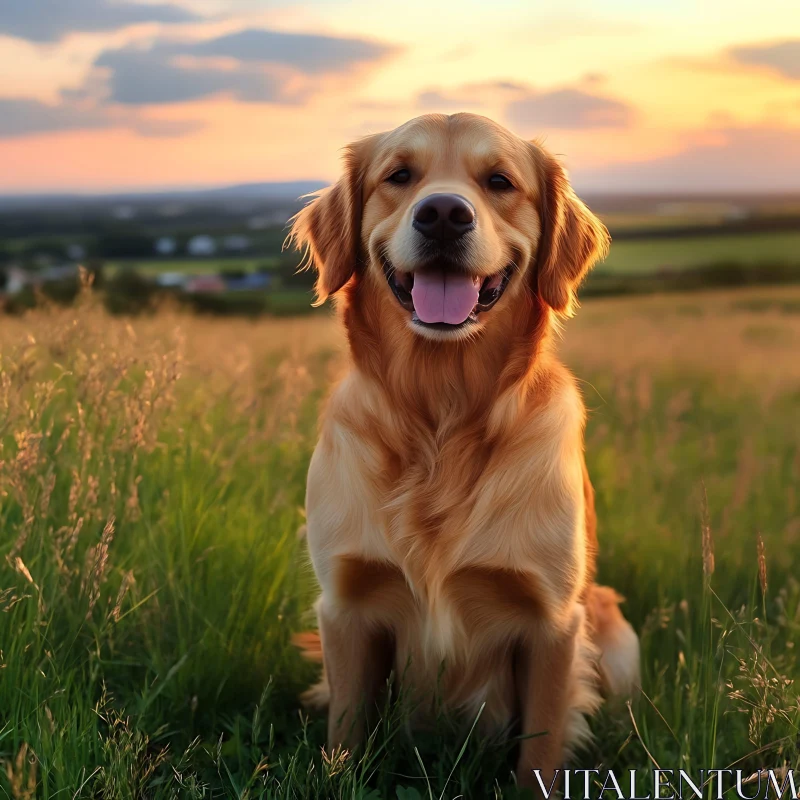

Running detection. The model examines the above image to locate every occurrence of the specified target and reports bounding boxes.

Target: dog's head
[291,113,609,344]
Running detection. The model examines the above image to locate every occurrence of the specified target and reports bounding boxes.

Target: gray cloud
[0,0,199,43]
[186,29,395,73]
[413,81,631,130]
[95,47,286,105]
[0,24,395,139]
[89,28,395,106]
[729,40,800,79]
[577,126,800,193]
[415,80,525,111]
[0,99,108,137]
[506,89,634,130]
[0,97,200,139]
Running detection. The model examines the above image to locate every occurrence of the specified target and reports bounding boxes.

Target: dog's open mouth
[384,261,512,331]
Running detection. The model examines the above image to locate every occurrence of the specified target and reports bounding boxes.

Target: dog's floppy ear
[289,137,372,305]
[535,149,610,316]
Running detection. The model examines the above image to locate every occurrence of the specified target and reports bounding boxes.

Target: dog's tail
[292,631,323,662]
[585,584,640,698]
[292,631,330,709]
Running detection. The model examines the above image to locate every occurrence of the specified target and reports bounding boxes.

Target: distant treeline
[0,272,315,317]
[0,200,303,240]
[0,225,292,265]
[586,260,800,297]
[2,259,800,318]
[612,215,800,240]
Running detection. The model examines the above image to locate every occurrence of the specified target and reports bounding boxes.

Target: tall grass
[1,287,799,798]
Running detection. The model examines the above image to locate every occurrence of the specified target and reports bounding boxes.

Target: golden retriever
[290,113,639,790]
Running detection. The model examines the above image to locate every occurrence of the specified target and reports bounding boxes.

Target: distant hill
[2,183,799,221]
[0,181,330,210]
[203,181,328,199]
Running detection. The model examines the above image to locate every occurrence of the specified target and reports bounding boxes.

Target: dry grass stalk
[4,743,37,800]
[111,570,136,622]
[701,484,715,579]
[81,517,115,618]
[757,533,768,595]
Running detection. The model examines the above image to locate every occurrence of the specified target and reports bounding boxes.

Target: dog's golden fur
[290,113,639,788]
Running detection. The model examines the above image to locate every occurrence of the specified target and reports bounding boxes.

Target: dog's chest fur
[307,365,589,689]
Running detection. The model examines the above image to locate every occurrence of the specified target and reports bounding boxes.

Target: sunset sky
[1,0,799,193]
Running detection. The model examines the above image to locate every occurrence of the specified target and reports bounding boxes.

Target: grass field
[1,287,800,798]
[599,230,800,274]
[106,258,282,277]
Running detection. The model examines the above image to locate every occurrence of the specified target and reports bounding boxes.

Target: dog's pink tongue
[411,270,480,325]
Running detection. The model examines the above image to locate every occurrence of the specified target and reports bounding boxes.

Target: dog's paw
[300,678,330,711]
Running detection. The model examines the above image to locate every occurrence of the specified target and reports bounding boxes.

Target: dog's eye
[488,174,513,191]
[387,169,411,185]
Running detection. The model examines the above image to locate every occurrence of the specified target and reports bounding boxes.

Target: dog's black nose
[412,193,475,242]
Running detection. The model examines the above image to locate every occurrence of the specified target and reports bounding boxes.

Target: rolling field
[106,258,281,276]
[599,230,800,274]
[1,287,800,798]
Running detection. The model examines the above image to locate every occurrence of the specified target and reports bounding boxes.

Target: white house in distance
[66,243,86,261]
[155,236,177,256]
[4,266,30,295]
[155,272,187,288]
[248,210,290,229]
[187,235,217,257]
[1,265,78,295]
[222,234,251,252]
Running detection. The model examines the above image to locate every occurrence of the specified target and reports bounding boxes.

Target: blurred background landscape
[0,182,800,316]
[2,0,800,315]
[1,184,800,315]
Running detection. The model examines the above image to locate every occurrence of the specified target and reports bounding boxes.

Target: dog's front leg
[318,601,392,752]
[514,616,579,795]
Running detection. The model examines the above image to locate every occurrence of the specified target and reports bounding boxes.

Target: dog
[290,113,640,790]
